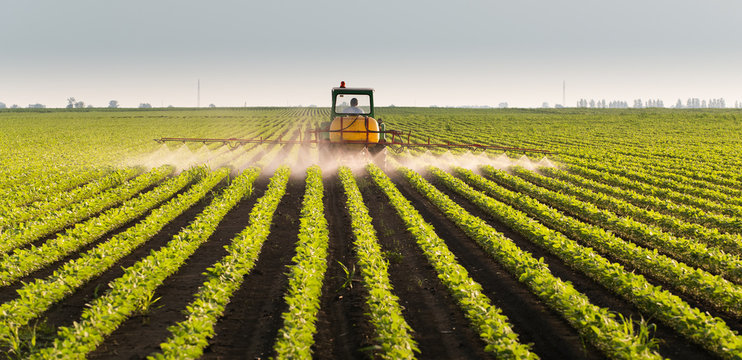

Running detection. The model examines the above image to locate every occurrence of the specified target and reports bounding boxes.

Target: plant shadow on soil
[421,168,715,360]
[0,164,723,359]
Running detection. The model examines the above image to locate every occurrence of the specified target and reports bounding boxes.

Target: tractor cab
[319,81,387,145]
[332,84,374,118]
[318,81,388,163]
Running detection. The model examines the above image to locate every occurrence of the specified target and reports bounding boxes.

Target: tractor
[316,81,391,165]
[154,81,551,165]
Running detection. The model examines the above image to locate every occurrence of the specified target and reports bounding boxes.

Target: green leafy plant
[336,261,357,291]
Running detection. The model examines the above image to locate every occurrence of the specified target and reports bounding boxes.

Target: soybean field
[0,107,741,359]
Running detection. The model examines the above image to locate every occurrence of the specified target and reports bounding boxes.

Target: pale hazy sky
[2,0,741,108]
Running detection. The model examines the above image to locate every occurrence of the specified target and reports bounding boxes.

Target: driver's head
[350,98,358,106]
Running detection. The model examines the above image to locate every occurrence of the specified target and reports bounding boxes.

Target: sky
[2,0,741,108]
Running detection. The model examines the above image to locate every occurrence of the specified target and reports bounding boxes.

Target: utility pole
[562,80,566,107]
[197,79,200,108]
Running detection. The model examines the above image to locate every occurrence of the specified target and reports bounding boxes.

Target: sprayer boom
[154,128,552,154]
[154,82,553,155]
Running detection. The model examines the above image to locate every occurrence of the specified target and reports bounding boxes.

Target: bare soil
[424,170,714,360]
[3,168,725,359]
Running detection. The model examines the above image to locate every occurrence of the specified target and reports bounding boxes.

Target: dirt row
[416,170,715,360]
[0,164,728,359]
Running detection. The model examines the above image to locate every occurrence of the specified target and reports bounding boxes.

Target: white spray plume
[128,142,557,177]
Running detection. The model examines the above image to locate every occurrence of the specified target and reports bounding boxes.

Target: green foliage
[150,166,289,359]
[403,166,663,359]
[26,167,259,359]
[2,107,742,358]
[272,166,329,359]
[338,166,418,360]
[367,163,536,359]
[441,166,742,358]
[0,168,227,349]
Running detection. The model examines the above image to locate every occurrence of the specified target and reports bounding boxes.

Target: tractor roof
[332,87,374,92]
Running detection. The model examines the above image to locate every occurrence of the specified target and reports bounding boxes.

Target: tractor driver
[343,98,363,114]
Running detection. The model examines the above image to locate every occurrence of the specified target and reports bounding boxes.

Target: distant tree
[0,102,6,109]
[74,101,85,108]
[541,102,549,108]
[27,103,46,109]
[11,104,19,109]
[718,98,724,108]
[589,99,595,108]
[108,100,119,108]
[87,105,94,108]
[645,99,664,108]
[67,97,76,109]
[209,103,215,108]
[633,99,643,108]
[139,103,152,108]
[498,102,508,109]
[675,99,683,108]
[608,100,629,108]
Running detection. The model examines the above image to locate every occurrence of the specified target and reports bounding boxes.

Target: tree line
[575,98,737,109]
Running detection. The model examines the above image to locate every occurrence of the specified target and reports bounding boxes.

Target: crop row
[0,166,173,254]
[28,167,260,359]
[607,153,742,192]
[0,168,139,229]
[519,166,742,256]
[0,167,113,210]
[0,166,203,286]
[367,164,537,358]
[561,145,742,190]
[152,166,290,359]
[398,166,662,359]
[338,166,418,359]
[562,160,742,232]
[563,155,742,218]
[432,166,742,358]
[458,166,742,318]
[481,165,742,285]
[272,166,329,359]
[538,166,742,242]
[562,153,742,202]
[0,167,228,352]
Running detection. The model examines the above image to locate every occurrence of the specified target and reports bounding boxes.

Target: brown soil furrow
[87,177,269,359]
[389,171,606,360]
[0,179,201,303]
[422,170,714,360]
[29,182,223,351]
[17,179,164,253]
[201,176,303,359]
[356,169,495,359]
[312,175,375,360]
[494,171,742,333]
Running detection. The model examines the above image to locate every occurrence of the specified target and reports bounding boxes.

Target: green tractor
[317,81,392,165]
[154,81,552,165]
